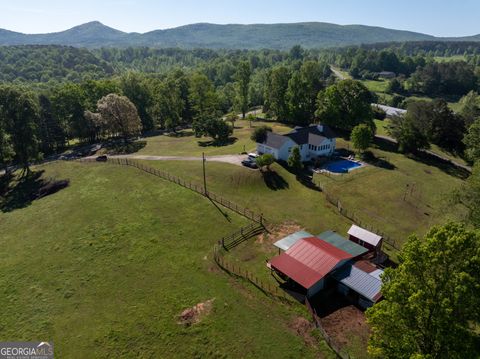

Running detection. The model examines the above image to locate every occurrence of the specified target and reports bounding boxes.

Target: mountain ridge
[0,21,478,49]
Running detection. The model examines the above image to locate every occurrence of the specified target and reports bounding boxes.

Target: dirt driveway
[102,154,248,166]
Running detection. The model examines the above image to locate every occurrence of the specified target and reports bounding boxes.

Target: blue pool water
[324,159,362,173]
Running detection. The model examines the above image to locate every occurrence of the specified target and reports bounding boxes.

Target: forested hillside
[1,21,476,49]
[0,46,113,83]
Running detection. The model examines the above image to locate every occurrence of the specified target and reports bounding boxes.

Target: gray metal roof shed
[273,230,313,251]
[332,264,383,303]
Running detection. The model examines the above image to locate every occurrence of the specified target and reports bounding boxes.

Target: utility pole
[202,152,208,197]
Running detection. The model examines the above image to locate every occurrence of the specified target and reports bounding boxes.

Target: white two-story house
[256,124,336,162]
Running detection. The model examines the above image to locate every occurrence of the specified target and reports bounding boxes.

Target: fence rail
[213,243,294,303]
[306,298,352,359]
[316,180,400,252]
[81,157,265,224]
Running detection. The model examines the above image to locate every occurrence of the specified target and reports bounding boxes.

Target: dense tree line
[0,45,113,83]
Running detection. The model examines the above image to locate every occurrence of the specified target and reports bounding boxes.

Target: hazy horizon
[0,0,478,37]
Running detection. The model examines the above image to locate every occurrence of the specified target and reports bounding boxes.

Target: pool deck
[313,157,366,175]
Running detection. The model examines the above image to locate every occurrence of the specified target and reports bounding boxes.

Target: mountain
[0,21,478,49]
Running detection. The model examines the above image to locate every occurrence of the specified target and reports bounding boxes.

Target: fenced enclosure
[315,178,400,253]
[81,157,265,224]
[213,242,294,303]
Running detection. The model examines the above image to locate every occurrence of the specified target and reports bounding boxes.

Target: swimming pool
[323,159,363,173]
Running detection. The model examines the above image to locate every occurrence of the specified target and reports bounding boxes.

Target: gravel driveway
[102,154,248,166]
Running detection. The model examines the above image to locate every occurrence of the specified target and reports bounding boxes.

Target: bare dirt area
[177,299,215,327]
[256,221,304,246]
[290,317,317,347]
[320,305,369,354]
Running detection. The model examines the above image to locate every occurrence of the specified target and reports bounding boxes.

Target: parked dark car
[96,155,108,162]
[241,159,258,169]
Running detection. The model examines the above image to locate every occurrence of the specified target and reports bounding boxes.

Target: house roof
[318,231,368,257]
[348,225,382,247]
[332,263,384,302]
[286,125,335,146]
[261,124,336,149]
[308,133,328,146]
[262,131,291,149]
[273,230,313,251]
[270,237,353,289]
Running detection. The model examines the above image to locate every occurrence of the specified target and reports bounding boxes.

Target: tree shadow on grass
[373,137,469,179]
[103,140,147,155]
[261,170,289,191]
[362,151,396,170]
[165,130,195,138]
[0,170,70,213]
[198,137,238,148]
[408,152,471,180]
[277,161,322,192]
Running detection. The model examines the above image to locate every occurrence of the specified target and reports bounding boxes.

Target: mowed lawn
[0,162,333,358]
[138,160,352,236]
[315,138,466,248]
[138,137,465,253]
[137,119,292,157]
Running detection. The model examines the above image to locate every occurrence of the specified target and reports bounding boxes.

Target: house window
[288,147,292,153]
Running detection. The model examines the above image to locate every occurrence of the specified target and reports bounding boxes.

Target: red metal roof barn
[270,237,353,297]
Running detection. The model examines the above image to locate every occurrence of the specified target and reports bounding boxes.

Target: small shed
[317,230,368,258]
[273,230,313,252]
[332,263,384,309]
[270,237,353,298]
[347,225,382,252]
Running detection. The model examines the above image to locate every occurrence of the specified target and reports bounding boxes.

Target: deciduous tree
[287,146,303,171]
[0,86,40,174]
[316,80,374,131]
[235,61,251,119]
[256,153,275,172]
[351,124,373,154]
[96,94,142,139]
[250,125,272,143]
[463,119,480,163]
[366,223,480,359]
[388,114,429,153]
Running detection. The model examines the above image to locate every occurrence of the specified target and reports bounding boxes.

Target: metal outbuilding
[270,237,353,297]
[347,225,383,251]
[317,230,368,258]
[332,263,384,308]
[273,230,313,251]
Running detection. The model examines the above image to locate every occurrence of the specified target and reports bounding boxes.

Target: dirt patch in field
[289,316,317,347]
[256,222,303,246]
[320,305,369,351]
[177,299,215,327]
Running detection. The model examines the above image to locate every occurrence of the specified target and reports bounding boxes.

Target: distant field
[434,55,467,62]
[0,162,333,358]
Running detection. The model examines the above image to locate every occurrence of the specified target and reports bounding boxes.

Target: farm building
[270,237,353,298]
[269,229,385,307]
[347,225,383,252]
[332,261,384,309]
[273,230,313,252]
[256,124,336,162]
[317,230,368,258]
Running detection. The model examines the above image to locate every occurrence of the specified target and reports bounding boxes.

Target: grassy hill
[2,20,478,49]
[0,161,333,358]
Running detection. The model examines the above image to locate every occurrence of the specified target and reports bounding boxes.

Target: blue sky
[0,0,478,37]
